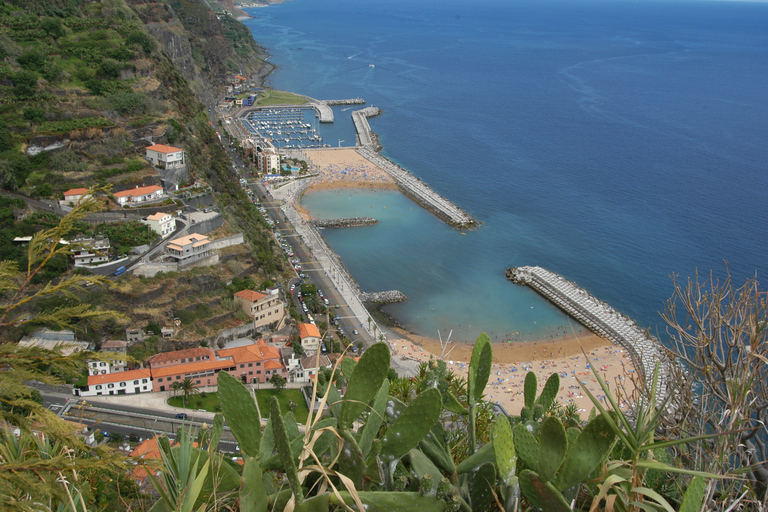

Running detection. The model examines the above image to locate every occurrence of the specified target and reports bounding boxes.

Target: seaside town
[0,1,764,511]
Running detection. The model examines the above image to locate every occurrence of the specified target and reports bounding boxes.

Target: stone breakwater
[309,217,378,228]
[361,290,408,304]
[507,266,668,399]
[325,98,366,105]
[357,146,477,229]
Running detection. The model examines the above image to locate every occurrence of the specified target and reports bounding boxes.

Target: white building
[75,368,152,397]
[299,323,321,352]
[61,188,90,206]
[71,236,110,267]
[165,234,212,266]
[142,212,175,237]
[87,359,126,376]
[114,185,165,206]
[145,144,185,169]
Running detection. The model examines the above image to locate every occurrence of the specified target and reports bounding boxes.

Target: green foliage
[12,69,37,98]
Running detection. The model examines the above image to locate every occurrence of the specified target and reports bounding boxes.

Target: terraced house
[233,288,287,330]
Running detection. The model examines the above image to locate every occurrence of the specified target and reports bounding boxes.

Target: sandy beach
[389,329,636,416]
[302,148,398,191]
[294,146,637,416]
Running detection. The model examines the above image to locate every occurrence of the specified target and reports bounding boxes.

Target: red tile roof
[149,348,215,366]
[234,289,267,302]
[63,188,89,197]
[146,144,182,154]
[299,323,320,339]
[151,359,233,379]
[88,368,151,386]
[114,185,163,198]
[216,339,281,365]
[264,360,284,370]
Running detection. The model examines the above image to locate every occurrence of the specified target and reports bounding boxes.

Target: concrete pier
[352,107,381,148]
[507,266,668,398]
[358,147,476,229]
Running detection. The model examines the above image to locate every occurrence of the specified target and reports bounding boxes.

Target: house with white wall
[142,212,175,237]
[114,185,165,206]
[145,144,185,169]
[75,368,152,397]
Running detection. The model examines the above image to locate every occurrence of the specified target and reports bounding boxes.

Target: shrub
[17,50,46,73]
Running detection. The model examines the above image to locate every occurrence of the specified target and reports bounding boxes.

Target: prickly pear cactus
[492,413,516,487]
[340,342,390,429]
[470,462,496,512]
[513,422,539,470]
[679,476,707,512]
[240,456,268,512]
[520,470,573,512]
[359,380,389,457]
[270,396,303,504]
[535,372,560,411]
[468,333,493,405]
[380,388,442,462]
[524,371,537,410]
[554,413,616,492]
[537,416,568,482]
[218,371,261,457]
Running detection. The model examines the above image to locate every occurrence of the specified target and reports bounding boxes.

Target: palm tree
[171,381,182,398]
[179,378,199,407]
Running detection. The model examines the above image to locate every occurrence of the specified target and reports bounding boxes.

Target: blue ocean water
[243,0,768,343]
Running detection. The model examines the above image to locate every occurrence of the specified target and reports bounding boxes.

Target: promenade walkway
[508,266,668,400]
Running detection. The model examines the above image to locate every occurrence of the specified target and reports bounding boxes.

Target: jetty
[309,217,378,228]
[507,266,668,396]
[358,146,476,229]
[352,107,381,148]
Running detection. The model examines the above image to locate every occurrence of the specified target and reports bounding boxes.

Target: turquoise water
[246,0,768,343]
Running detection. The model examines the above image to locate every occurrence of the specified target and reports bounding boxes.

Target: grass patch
[255,89,307,107]
[166,388,310,424]
[168,392,219,412]
[255,388,309,424]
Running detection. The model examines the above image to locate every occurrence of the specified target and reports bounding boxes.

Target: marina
[242,107,329,149]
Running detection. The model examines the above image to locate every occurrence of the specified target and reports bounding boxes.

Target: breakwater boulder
[362,290,407,304]
[310,217,378,228]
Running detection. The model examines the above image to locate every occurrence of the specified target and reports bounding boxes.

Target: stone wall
[185,213,223,235]
[208,233,244,250]
[310,217,378,228]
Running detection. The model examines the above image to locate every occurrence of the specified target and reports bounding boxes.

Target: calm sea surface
[243,0,768,343]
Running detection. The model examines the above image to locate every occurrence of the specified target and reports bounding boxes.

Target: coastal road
[248,180,372,350]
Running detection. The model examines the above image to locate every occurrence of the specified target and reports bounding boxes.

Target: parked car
[353,329,359,335]
[175,413,188,419]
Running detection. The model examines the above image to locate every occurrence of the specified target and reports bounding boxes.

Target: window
[249,371,253,375]
[158,378,163,382]
[257,371,261,374]
[120,382,126,387]
[196,380,201,384]
[257,362,261,367]
[100,362,106,367]
[108,384,114,389]
[248,363,252,367]
[240,364,244,368]
[133,380,139,385]
[176,375,181,380]
[142,379,148,383]
[196,357,201,361]
[95,385,102,390]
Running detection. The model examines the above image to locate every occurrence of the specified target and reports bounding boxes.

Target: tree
[0,187,120,330]
[269,373,286,393]
[661,270,768,507]
[179,378,199,406]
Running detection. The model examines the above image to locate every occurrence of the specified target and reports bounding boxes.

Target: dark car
[175,413,189,419]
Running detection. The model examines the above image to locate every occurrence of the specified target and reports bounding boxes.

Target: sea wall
[310,217,378,228]
[357,147,477,229]
[325,98,366,105]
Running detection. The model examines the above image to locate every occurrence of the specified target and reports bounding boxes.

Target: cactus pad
[340,342,390,429]
[513,422,539,471]
[537,416,567,482]
[456,440,495,474]
[381,388,442,462]
[554,413,616,492]
[521,470,573,512]
[493,413,517,486]
[679,476,707,512]
[359,380,389,457]
[470,462,496,512]
[536,372,561,411]
[468,332,493,404]
[240,456,268,512]
[331,491,447,512]
[218,371,261,457]
[271,396,303,503]
[524,371,537,410]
